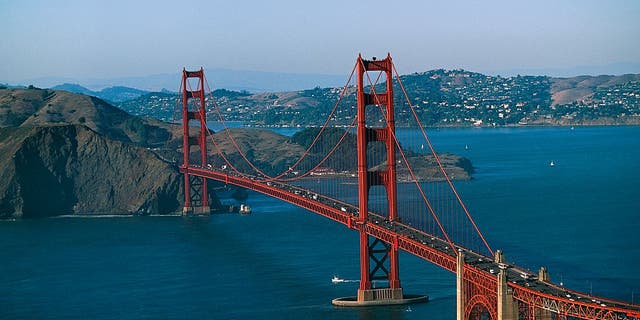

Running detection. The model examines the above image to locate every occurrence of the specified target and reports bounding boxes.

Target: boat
[550,161,555,167]
[239,204,252,214]
[331,276,345,283]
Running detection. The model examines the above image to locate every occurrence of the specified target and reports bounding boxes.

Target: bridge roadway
[182,165,640,320]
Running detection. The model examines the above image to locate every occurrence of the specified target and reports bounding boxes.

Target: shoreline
[239,122,640,130]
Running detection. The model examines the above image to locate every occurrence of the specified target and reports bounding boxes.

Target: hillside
[0,125,184,218]
[0,88,191,218]
[51,83,149,103]
[115,71,640,127]
[0,88,179,147]
[550,74,640,105]
[289,127,473,181]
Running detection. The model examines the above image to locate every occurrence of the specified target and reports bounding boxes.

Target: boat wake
[331,276,358,284]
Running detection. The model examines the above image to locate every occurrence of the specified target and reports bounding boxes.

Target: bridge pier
[536,267,553,320]
[331,54,427,307]
[180,68,210,215]
[496,250,517,320]
[357,287,404,302]
[457,250,465,320]
[497,269,517,320]
[182,205,210,215]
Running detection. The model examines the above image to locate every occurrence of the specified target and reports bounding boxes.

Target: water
[1,126,639,319]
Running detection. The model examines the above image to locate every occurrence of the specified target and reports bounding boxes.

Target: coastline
[241,120,640,130]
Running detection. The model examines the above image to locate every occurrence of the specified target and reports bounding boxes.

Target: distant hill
[98,86,148,102]
[51,83,149,103]
[18,69,347,93]
[117,89,251,122]
[115,70,640,127]
[50,83,94,95]
[202,127,472,181]
[288,127,472,181]
[550,74,640,105]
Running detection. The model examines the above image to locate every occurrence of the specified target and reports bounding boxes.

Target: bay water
[1,126,639,319]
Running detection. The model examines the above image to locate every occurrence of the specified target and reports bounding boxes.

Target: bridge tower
[180,68,210,215]
[355,53,403,302]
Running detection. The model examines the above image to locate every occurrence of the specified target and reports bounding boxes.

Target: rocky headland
[0,88,188,218]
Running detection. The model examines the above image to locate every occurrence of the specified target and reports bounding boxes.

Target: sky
[1,0,640,84]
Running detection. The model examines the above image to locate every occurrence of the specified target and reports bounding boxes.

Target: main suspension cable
[360,58,457,254]
[201,64,358,181]
[392,63,493,256]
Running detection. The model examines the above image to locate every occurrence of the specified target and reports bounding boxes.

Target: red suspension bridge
[176,54,640,320]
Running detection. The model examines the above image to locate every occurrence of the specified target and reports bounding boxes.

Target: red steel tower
[356,54,402,301]
[181,68,210,214]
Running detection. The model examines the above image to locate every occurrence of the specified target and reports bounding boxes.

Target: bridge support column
[536,267,553,320]
[497,250,517,320]
[457,250,465,320]
[332,54,427,307]
[497,269,517,320]
[180,68,210,215]
[353,53,404,304]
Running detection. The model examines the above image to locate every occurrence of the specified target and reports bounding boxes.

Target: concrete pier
[496,250,517,320]
[332,287,428,307]
[182,206,210,215]
[457,250,465,320]
[537,267,553,320]
[498,268,517,320]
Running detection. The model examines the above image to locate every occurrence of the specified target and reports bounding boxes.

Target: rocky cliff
[0,88,192,218]
[0,125,184,218]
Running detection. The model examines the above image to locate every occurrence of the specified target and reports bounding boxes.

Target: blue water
[1,126,639,319]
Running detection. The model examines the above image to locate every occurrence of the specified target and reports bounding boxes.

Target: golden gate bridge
[175,54,640,320]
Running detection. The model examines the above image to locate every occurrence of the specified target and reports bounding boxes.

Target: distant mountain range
[115,69,640,127]
[48,83,154,103]
[6,61,639,94]
[0,82,155,103]
[4,68,639,127]
[487,62,640,78]
[8,68,347,93]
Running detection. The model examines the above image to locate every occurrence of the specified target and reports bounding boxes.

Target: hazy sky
[2,0,639,82]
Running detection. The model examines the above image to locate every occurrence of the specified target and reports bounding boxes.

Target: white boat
[239,204,252,214]
[331,276,345,283]
[550,161,555,167]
